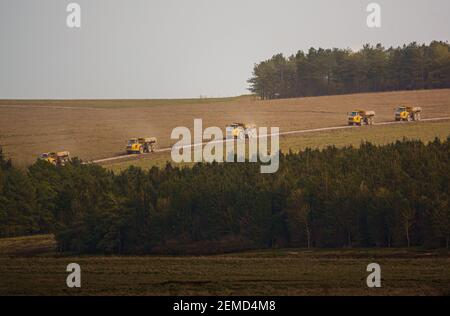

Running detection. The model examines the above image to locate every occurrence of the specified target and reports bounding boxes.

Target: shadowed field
[1,89,450,166]
[0,235,449,296]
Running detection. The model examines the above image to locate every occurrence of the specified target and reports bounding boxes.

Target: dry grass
[280,120,450,152]
[105,120,450,172]
[1,89,450,166]
[0,235,449,296]
[0,234,56,257]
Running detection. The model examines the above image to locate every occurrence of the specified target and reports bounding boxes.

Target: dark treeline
[248,41,450,99]
[0,139,449,254]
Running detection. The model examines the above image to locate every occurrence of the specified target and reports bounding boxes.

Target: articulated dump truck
[226,123,257,139]
[126,137,157,154]
[39,151,70,166]
[347,110,376,126]
[395,106,422,121]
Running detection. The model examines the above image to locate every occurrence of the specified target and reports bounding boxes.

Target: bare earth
[1,89,450,166]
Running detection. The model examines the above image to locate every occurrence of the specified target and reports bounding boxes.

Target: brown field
[1,89,450,166]
[0,235,449,296]
[105,120,450,172]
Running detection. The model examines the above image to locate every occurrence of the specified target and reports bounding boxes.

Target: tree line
[0,138,449,254]
[248,41,450,99]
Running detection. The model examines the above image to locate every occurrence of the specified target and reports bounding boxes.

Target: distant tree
[248,41,450,99]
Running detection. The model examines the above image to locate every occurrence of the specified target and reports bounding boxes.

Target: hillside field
[104,119,450,172]
[1,89,450,166]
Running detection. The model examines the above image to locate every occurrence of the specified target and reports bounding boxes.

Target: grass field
[1,89,450,166]
[280,120,450,152]
[0,235,449,296]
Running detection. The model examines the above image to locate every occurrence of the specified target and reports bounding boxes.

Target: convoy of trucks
[36,106,424,164]
[347,106,423,126]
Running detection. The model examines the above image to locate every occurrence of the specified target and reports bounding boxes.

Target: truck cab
[395,107,408,121]
[126,138,142,153]
[226,123,244,139]
[348,111,361,124]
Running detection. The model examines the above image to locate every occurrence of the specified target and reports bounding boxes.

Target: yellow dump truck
[226,123,257,139]
[126,137,157,154]
[347,110,376,126]
[395,106,422,121]
[39,151,70,166]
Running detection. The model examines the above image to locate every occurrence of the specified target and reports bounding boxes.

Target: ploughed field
[0,235,449,296]
[1,89,450,166]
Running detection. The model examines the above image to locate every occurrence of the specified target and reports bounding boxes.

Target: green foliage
[0,139,449,253]
[0,152,40,237]
[248,41,450,99]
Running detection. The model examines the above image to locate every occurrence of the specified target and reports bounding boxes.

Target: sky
[0,0,449,99]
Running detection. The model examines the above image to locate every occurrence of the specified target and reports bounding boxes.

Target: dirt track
[91,116,450,164]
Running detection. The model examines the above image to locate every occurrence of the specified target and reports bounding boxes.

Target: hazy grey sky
[0,0,449,99]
